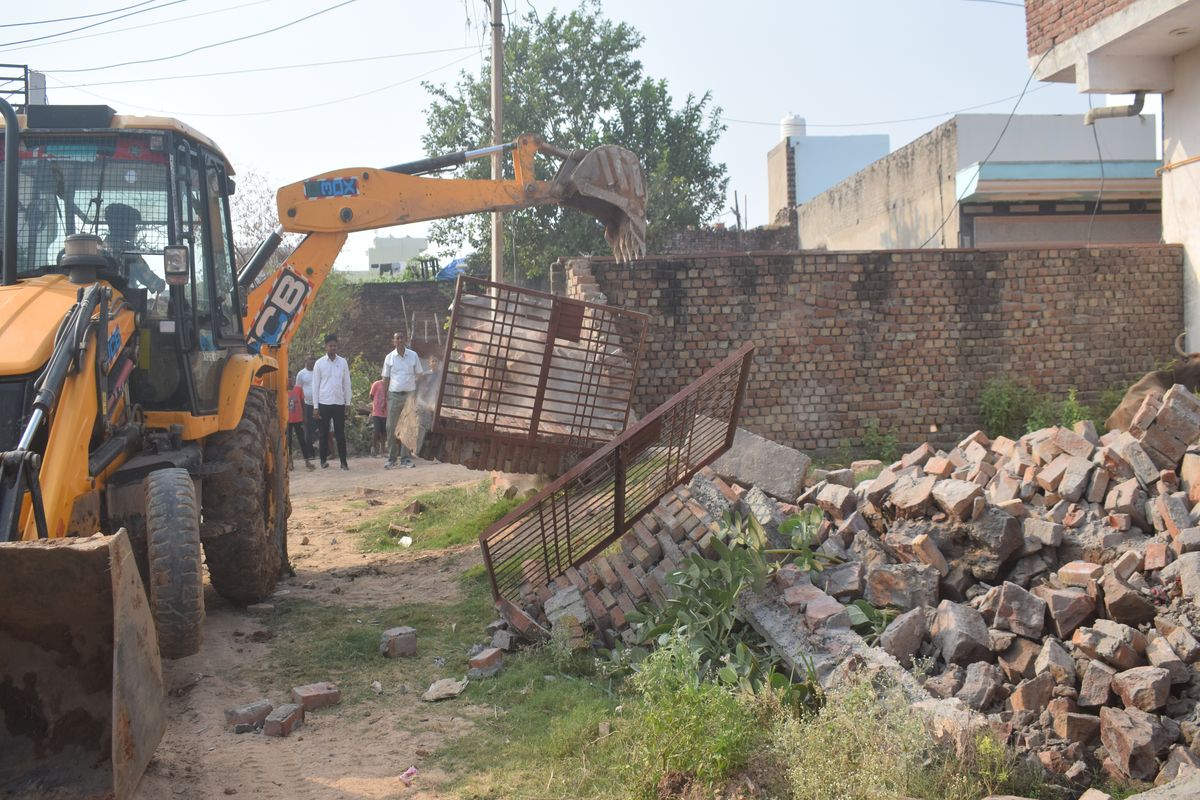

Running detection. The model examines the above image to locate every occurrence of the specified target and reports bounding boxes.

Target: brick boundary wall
[566,246,1184,455]
[335,280,455,368]
[1026,0,1138,56]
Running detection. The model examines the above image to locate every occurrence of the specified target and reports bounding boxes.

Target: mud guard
[0,531,165,799]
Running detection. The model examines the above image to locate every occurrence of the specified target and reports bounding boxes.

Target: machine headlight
[164,246,189,286]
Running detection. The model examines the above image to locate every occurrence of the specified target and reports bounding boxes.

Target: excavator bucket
[556,145,647,262]
[0,532,165,800]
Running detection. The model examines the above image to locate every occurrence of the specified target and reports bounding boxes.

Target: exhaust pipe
[1084,90,1146,126]
[1,98,17,286]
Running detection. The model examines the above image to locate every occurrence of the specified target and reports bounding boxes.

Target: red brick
[264,703,304,737]
[469,647,504,671]
[291,681,341,711]
[582,590,610,629]
[613,561,647,601]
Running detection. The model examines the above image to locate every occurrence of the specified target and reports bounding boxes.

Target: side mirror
[164,246,189,286]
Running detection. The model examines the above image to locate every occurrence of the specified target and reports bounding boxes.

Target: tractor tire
[144,467,205,659]
[201,386,288,604]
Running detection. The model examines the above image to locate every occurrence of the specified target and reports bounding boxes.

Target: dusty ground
[134,456,494,800]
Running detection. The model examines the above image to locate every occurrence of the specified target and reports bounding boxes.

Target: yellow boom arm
[240,134,645,361]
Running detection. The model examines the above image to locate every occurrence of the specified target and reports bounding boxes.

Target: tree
[421,1,728,282]
[229,168,297,276]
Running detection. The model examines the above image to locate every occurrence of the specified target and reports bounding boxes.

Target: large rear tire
[201,386,288,604]
[144,468,205,659]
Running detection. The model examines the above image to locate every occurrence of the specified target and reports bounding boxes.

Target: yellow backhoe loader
[0,99,645,799]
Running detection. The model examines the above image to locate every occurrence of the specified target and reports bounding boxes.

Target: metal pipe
[0,98,18,286]
[1084,90,1146,126]
[385,142,512,176]
[237,224,284,288]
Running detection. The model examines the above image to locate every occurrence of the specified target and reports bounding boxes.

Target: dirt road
[134,456,493,800]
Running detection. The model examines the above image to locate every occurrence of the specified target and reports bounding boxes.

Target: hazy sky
[1,0,1149,268]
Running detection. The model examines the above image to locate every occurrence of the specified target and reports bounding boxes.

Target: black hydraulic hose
[237,224,284,289]
[0,98,18,286]
[32,284,101,417]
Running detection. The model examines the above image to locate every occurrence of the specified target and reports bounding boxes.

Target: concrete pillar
[1164,45,1200,350]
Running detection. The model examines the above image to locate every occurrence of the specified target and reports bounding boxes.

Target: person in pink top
[287,373,315,470]
[369,378,388,457]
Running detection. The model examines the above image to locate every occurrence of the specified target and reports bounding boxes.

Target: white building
[1026,0,1200,342]
[767,115,890,222]
[367,234,429,278]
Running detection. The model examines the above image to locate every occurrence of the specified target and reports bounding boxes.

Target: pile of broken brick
[792,383,1200,790]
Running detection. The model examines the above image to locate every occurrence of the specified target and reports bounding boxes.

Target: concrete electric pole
[490,0,504,284]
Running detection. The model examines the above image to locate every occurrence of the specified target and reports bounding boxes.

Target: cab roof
[0,105,235,174]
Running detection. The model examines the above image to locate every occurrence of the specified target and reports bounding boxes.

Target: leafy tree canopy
[421,0,728,281]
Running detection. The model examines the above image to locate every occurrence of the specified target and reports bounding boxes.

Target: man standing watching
[382,330,429,469]
[369,377,387,457]
[296,355,317,447]
[312,333,353,471]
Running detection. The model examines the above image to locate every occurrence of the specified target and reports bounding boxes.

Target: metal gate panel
[429,277,648,475]
[480,343,755,603]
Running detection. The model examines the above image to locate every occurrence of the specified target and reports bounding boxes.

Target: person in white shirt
[295,355,317,447]
[312,333,353,470]
[382,330,430,468]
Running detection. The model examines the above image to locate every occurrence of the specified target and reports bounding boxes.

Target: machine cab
[1,105,243,417]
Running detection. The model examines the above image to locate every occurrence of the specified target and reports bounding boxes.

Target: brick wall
[570,246,1183,455]
[338,280,454,368]
[1026,0,1138,56]
[661,224,797,255]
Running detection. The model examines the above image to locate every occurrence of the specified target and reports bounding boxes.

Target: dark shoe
[321,461,329,469]
[340,463,350,471]
[305,461,316,471]
[384,460,396,469]
[400,458,415,469]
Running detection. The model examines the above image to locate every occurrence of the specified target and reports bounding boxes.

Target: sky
[0,0,1159,269]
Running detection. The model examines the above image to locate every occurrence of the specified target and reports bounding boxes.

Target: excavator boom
[242,135,646,356]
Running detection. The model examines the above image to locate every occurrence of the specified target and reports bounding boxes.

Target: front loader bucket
[0,532,165,800]
[558,145,647,262]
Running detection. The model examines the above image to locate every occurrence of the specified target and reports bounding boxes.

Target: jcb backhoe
[0,99,645,799]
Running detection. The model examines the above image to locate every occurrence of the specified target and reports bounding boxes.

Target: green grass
[357,481,524,552]
[246,571,495,709]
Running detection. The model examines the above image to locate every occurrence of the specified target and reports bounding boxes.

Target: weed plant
[357,481,522,552]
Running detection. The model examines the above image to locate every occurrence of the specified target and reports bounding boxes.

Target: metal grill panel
[430,277,648,475]
[480,343,754,603]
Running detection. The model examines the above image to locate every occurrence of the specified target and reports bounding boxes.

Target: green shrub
[979,376,1037,438]
[862,418,899,463]
[619,636,766,793]
[775,676,1046,800]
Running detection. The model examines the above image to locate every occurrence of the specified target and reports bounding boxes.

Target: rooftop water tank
[781,114,806,141]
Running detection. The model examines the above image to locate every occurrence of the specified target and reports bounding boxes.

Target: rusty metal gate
[428,277,648,475]
[479,343,755,604]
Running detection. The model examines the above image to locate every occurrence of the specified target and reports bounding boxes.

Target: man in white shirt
[312,332,353,470]
[382,330,429,468]
[295,355,317,447]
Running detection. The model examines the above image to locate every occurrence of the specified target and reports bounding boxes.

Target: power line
[722,84,1052,130]
[46,0,358,73]
[5,0,280,53]
[0,1,156,28]
[44,49,482,118]
[918,45,1057,249]
[48,45,486,88]
[1085,94,1106,248]
[0,1,189,49]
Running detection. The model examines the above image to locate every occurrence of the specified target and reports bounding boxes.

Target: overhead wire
[0,1,156,28]
[43,48,484,117]
[47,45,487,88]
[917,45,1057,248]
[1084,94,1107,248]
[45,0,358,73]
[722,83,1053,130]
[0,1,190,49]
[4,0,279,53]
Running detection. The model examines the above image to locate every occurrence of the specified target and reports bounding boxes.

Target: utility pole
[490,0,504,284]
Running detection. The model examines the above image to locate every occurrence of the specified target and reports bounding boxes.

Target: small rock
[956,661,1004,710]
[421,678,467,702]
[380,626,417,658]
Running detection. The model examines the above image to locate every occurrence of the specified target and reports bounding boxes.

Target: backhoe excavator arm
[239,134,646,358]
